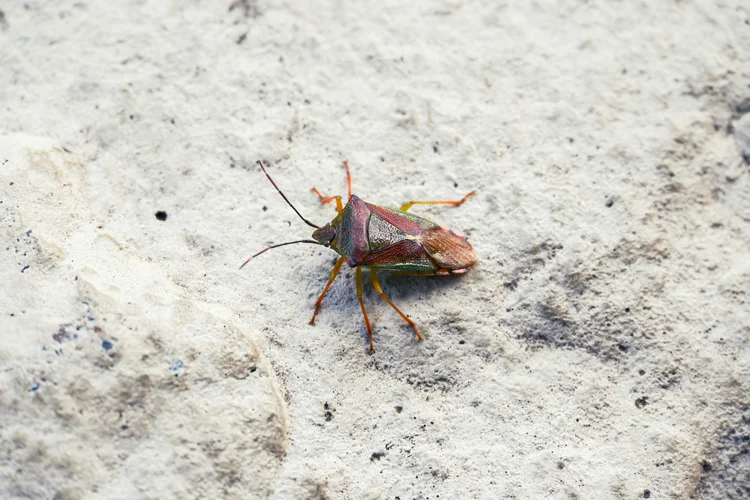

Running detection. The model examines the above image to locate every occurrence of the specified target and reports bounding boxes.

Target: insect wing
[416,226,476,270]
[360,239,439,273]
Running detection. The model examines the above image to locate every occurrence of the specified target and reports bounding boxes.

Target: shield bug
[242,160,476,352]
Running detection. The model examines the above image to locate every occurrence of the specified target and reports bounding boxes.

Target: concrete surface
[1,1,749,498]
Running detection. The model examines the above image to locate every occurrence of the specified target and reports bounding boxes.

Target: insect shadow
[375,271,471,299]
[242,160,477,352]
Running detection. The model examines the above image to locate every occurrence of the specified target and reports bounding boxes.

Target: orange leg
[311,160,352,210]
[355,266,374,352]
[342,160,352,200]
[310,256,346,325]
[370,269,423,342]
[311,189,343,213]
[399,191,476,212]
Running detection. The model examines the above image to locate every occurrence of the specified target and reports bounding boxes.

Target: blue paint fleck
[53,325,76,343]
[29,383,40,392]
[102,340,113,350]
[171,360,184,371]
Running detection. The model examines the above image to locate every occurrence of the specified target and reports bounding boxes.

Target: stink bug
[242,160,477,352]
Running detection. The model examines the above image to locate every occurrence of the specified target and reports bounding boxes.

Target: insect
[242,160,477,352]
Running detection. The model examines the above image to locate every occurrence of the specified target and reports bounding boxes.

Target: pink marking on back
[366,204,432,236]
[337,195,372,266]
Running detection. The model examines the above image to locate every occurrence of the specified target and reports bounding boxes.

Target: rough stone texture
[1,1,749,499]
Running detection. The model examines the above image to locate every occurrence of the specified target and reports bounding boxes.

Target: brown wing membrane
[416,226,477,271]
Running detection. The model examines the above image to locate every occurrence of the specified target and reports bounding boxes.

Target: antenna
[240,239,321,269]
[257,160,320,229]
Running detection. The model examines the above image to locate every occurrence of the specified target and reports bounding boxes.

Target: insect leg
[311,160,351,210]
[310,256,346,325]
[342,160,352,200]
[310,188,343,213]
[369,268,424,342]
[355,266,375,352]
[399,191,476,212]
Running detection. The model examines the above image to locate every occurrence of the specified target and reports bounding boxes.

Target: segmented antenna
[240,239,320,269]
[257,160,320,229]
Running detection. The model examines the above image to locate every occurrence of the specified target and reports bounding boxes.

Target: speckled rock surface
[1,1,749,499]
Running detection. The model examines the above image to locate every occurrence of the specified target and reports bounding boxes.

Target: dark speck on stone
[643,490,651,498]
[262,206,267,212]
[102,340,113,350]
[10,181,14,185]
[606,197,615,207]
[325,411,333,422]
[395,406,403,413]
[155,211,168,221]
[21,265,29,273]
[635,396,648,408]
